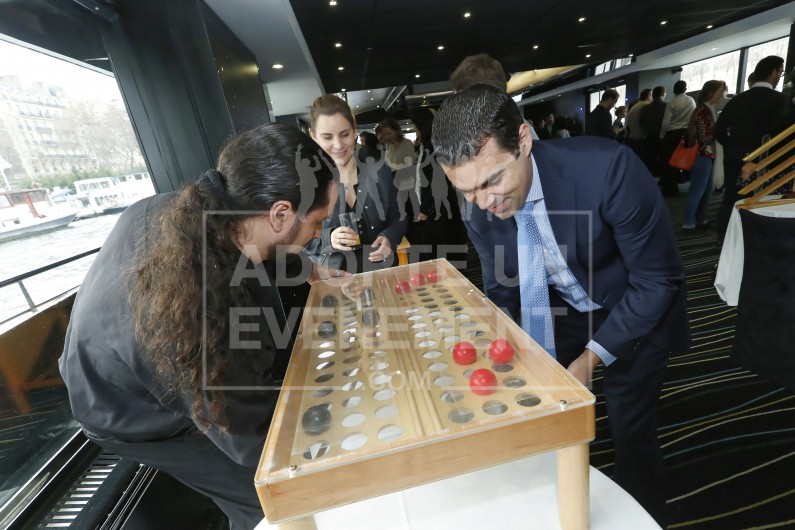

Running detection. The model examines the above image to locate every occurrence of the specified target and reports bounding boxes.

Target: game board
[255,259,595,529]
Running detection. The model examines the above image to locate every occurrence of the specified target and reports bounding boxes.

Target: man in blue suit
[432,85,689,526]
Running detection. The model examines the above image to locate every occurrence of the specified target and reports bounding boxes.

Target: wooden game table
[256,259,596,529]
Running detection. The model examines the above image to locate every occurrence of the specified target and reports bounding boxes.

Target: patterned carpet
[464,190,795,529]
[591,192,795,529]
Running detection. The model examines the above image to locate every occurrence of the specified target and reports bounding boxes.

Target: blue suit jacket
[465,137,690,360]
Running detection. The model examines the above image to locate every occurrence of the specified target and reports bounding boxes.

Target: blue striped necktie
[516,201,556,358]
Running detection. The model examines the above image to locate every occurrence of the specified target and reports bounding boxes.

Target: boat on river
[0,188,77,243]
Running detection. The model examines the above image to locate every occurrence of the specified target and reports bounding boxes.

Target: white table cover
[256,450,659,530]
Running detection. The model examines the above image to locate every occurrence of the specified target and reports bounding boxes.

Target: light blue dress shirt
[522,156,617,366]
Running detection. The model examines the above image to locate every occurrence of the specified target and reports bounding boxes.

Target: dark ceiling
[290,0,792,93]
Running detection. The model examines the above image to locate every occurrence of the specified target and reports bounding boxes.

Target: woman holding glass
[308,94,406,273]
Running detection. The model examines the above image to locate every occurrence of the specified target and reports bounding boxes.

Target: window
[746,36,790,92]
[681,50,742,95]
[0,35,151,511]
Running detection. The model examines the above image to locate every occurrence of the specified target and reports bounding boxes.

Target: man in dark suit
[432,84,689,526]
[585,89,619,139]
[715,55,788,246]
[640,86,668,177]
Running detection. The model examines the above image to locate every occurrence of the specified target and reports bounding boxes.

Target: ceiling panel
[290,0,792,93]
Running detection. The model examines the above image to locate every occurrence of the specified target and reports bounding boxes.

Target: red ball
[425,270,440,283]
[469,368,498,395]
[489,339,515,364]
[452,341,477,365]
[410,273,425,286]
[395,281,411,294]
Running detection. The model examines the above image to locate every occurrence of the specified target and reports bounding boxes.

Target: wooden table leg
[557,443,590,530]
[276,515,318,530]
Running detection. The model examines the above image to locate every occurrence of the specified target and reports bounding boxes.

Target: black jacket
[714,86,788,161]
[60,193,283,467]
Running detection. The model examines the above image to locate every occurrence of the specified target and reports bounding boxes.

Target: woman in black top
[308,95,406,273]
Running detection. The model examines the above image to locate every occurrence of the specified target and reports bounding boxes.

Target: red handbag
[669,137,698,170]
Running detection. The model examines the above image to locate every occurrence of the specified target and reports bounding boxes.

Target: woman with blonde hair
[308,94,405,272]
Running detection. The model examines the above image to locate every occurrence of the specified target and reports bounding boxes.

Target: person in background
[585,89,620,140]
[379,115,419,222]
[537,111,555,140]
[626,88,653,169]
[715,55,788,246]
[432,84,689,527]
[309,95,406,273]
[613,105,628,142]
[60,123,340,530]
[659,80,697,196]
[379,115,416,172]
[450,53,540,141]
[409,106,468,262]
[641,86,667,177]
[712,81,731,192]
[358,131,382,162]
[682,80,725,230]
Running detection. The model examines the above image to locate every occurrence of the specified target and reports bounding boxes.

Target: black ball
[302,404,332,435]
[362,309,380,327]
[322,295,339,308]
[360,287,375,307]
[317,321,337,338]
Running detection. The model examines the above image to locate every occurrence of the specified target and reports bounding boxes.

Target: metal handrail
[0,247,100,289]
[0,247,100,323]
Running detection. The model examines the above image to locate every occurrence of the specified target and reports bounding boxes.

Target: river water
[0,214,122,324]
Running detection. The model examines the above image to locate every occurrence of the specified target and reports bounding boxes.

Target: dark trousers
[550,290,669,527]
[717,155,746,247]
[85,429,263,530]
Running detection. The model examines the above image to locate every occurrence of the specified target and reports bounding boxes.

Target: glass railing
[0,248,99,513]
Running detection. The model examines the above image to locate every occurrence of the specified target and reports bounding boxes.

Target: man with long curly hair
[59,123,340,529]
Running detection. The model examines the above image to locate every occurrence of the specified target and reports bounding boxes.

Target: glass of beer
[338,212,362,249]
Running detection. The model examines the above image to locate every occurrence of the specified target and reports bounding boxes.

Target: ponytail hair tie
[197,169,227,198]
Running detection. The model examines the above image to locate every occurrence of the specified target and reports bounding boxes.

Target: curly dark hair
[129,123,333,428]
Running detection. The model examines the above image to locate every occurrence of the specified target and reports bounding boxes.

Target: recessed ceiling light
[585,54,591,58]
[706,25,713,29]
[356,105,359,108]
[660,20,667,25]
[341,88,346,91]
[533,45,539,50]
[368,90,371,93]
[338,66,344,70]
[329,0,337,5]
[370,97,374,100]
[437,45,444,50]
[415,74,421,78]
[629,53,634,57]
[463,12,471,18]
[272,63,283,69]
[578,17,586,22]
[335,42,342,48]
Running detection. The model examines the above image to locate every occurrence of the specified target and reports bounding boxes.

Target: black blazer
[714,86,788,160]
[465,137,690,360]
[313,160,406,269]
